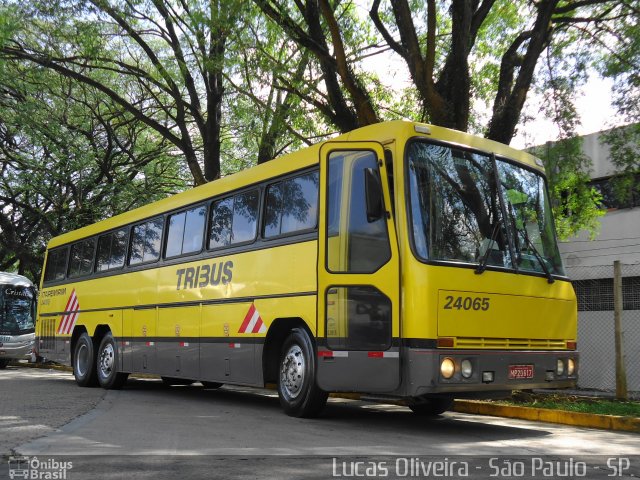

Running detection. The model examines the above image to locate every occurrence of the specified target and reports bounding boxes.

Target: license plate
[0,336,11,343]
[508,364,534,379]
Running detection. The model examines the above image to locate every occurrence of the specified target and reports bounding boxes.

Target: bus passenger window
[44,248,68,282]
[209,190,259,249]
[68,239,96,278]
[96,228,128,272]
[166,206,206,257]
[264,171,319,238]
[231,190,259,244]
[209,197,234,249]
[129,217,163,265]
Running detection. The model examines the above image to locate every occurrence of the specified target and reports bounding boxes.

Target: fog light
[482,371,494,383]
[567,358,575,376]
[545,371,555,381]
[440,358,455,379]
[556,359,565,376]
[461,359,473,378]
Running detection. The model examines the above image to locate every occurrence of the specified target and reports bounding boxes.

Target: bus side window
[44,248,68,282]
[68,239,96,278]
[129,217,163,265]
[166,205,206,258]
[208,190,259,249]
[263,171,319,238]
[96,227,128,272]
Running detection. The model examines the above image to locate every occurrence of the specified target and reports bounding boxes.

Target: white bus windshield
[0,285,36,334]
[407,141,565,277]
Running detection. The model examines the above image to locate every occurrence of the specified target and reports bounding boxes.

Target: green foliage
[0,59,189,280]
[530,137,605,240]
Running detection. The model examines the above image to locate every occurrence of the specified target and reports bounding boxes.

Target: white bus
[0,272,37,368]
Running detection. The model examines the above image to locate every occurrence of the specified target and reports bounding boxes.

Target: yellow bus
[36,121,578,417]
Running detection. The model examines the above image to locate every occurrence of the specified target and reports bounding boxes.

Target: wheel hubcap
[280,344,305,399]
[99,343,115,378]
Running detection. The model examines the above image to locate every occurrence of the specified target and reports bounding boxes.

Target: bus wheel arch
[262,318,312,385]
[278,328,328,417]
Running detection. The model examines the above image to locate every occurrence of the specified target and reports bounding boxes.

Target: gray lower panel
[200,341,257,385]
[156,342,200,379]
[317,348,401,392]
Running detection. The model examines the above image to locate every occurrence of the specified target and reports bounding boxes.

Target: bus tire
[0,359,9,369]
[277,328,328,418]
[73,332,98,387]
[408,397,454,416]
[96,333,128,390]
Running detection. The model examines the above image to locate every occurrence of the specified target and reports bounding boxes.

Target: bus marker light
[566,341,577,350]
[437,337,454,348]
[229,343,241,349]
[179,342,190,347]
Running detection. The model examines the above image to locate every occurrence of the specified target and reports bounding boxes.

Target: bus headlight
[556,359,565,376]
[440,358,455,379]
[461,359,473,378]
[567,358,575,376]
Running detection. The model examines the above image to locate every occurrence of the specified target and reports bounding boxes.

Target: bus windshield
[407,141,564,277]
[0,285,36,334]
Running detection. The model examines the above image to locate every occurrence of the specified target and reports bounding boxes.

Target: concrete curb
[453,400,640,433]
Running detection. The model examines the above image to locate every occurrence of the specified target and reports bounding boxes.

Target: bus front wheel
[73,332,98,387]
[277,328,328,418]
[96,332,128,390]
[0,359,9,369]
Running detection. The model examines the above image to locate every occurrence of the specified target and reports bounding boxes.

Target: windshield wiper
[475,219,502,275]
[517,226,555,284]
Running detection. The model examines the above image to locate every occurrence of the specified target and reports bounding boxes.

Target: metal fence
[568,263,640,394]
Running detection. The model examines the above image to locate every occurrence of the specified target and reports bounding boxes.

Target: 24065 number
[443,296,490,311]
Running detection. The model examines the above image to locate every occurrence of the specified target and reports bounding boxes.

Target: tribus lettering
[176,261,233,290]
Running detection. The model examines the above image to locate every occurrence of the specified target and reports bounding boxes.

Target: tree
[0,61,188,280]
[0,0,247,185]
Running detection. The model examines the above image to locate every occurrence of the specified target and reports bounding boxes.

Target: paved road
[1,367,639,479]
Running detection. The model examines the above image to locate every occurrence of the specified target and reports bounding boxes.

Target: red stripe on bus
[318,351,333,357]
[368,351,384,358]
[239,303,255,333]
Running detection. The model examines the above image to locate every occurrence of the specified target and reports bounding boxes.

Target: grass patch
[494,392,640,417]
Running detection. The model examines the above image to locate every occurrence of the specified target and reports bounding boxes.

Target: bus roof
[0,272,34,287]
[46,120,543,250]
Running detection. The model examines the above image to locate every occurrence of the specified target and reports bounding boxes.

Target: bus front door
[317,142,400,392]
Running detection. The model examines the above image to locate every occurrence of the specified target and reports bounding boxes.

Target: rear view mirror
[364,167,384,223]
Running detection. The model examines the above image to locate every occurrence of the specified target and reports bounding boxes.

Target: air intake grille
[454,337,567,350]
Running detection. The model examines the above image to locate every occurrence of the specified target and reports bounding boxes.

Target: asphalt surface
[1,367,639,479]
[0,365,105,456]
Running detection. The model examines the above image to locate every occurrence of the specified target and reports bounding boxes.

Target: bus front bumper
[0,333,36,361]
[406,348,579,397]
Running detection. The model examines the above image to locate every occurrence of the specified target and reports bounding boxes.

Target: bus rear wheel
[277,328,328,418]
[73,332,98,387]
[408,397,454,416]
[0,359,9,369]
[96,332,128,390]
